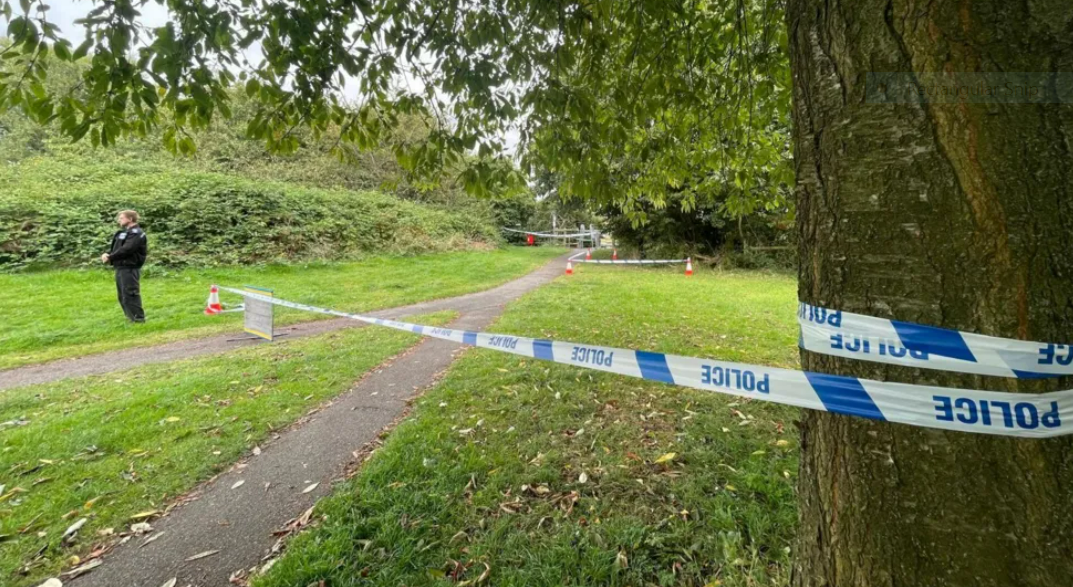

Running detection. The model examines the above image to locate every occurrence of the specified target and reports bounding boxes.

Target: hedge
[0,157,500,271]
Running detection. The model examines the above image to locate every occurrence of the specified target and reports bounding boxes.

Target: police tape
[566,250,685,264]
[218,286,1073,438]
[502,228,597,238]
[798,303,1073,379]
[577,259,687,264]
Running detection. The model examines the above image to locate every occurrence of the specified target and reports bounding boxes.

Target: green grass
[0,311,457,586]
[0,248,565,369]
[256,265,801,587]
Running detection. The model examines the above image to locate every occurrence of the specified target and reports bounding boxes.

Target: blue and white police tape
[502,228,597,239]
[218,286,1073,438]
[798,302,1073,379]
[576,259,687,265]
[566,250,686,264]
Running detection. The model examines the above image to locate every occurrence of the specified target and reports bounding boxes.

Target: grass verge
[0,311,455,586]
[0,248,564,369]
[256,265,800,587]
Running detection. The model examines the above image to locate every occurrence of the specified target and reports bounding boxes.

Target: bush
[720,247,795,271]
[0,157,500,271]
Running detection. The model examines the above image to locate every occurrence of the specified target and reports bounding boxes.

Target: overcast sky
[46,0,170,37]
[41,0,522,153]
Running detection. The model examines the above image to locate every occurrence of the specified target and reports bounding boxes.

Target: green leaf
[52,40,70,61]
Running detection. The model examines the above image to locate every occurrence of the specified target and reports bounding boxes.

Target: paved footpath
[0,256,569,391]
[51,253,571,587]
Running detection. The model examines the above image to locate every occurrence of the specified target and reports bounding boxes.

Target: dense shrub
[0,157,500,271]
[720,247,795,271]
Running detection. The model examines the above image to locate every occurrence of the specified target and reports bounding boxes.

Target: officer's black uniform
[108,224,148,322]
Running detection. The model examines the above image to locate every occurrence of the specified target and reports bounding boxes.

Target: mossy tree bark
[787,0,1073,585]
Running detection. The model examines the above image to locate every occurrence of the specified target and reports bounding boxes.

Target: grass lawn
[0,247,565,369]
[256,265,801,587]
[0,311,455,587]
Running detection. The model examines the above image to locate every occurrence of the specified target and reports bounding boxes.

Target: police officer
[100,210,148,322]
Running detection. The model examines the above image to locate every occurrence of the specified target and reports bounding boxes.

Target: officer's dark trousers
[115,267,145,322]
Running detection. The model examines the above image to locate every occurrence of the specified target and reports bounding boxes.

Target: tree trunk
[787,1,1073,585]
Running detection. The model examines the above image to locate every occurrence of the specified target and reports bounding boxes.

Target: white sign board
[243,286,274,341]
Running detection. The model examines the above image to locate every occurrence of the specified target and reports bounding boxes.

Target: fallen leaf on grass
[775,439,791,448]
[164,417,180,423]
[522,484,551,496]
[271,505,315,538]
[302,482,319,494]
[459,562,491,586]
[477,561,492,583]
[499,500,527,514]
[61,519,87,543]
[130,510,160,520]
[0,487,27,502]
[653,452,676,464]
[578,472,589,484]
[0,418,30,429]
[185,550,219,561]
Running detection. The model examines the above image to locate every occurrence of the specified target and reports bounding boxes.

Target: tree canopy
[0,0,790,221]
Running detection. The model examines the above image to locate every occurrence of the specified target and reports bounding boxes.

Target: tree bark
[787,1,1073,585]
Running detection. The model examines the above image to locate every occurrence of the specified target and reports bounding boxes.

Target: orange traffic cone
[685,258,694,276]
[204,285,223,315]
[566,261,574,275]
[612,249,618,261]
[585,249,592,260]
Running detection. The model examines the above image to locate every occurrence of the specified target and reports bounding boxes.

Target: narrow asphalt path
[66,252,570,587]
[0,255,570,391]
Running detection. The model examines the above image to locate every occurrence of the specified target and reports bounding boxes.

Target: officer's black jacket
[109,225,148,268]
